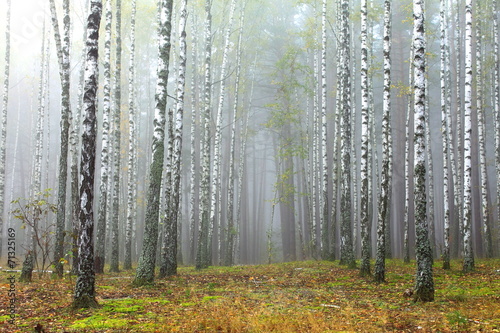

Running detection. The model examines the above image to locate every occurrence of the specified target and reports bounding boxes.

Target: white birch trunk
[462,0,474,273]
[225,7,244,266]
[494,0,500,255]
[95,0,112,274]
[109,0,122,273]
[320,0,329,261]
[210,0,236,265]
[72,0,102,309]
[413,0,434,301]
[134,0,173,285]
[339,0,355,268]
[374,0,391,283]
[196,0,213,270]
[475,7,491,258]
[124,0,137,270]
[51,0,72,278]
[359,0,370,276]
[441,0,451,269]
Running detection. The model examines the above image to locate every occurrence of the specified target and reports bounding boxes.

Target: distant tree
[0,0,11,259]
[196,0,213,270]
[133,0,174,285]
[72,0,102,309]
[339,0,355,269]
[95,0,112,274]
[124,0,138,270]
[494,0,500,255]
[320,0,329,261]
[50,0,72,279]
[462,0,474,273]
[225,5,245,267]
[160,0,188,275]
[412,0,434,302]
[109,0,123,274]
[440,0,451,270]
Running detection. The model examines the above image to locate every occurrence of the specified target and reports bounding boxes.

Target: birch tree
[162,0,188,275]
[50,0,72,278]
[124,0,137,270]
[475,2,492,258]
[133,0,174,285]
[412,0,434,302]
[210,0,236,264]
[374,0,391,283]
[494,0,500,254]
[339,0,355,269]
[225,5,245,267]
[0,0,11,259]
[95,0,112,274]
[320,0,329,261]
[72,0,102,309]
[441,0,451,270]
[359,0,370,277]
[109,0,123,273]
[462,0,474,273]
[196,0,213,270]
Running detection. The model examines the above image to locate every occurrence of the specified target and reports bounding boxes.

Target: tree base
[72,295,99,309]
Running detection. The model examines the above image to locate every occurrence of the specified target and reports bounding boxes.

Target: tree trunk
[109,0,123,274]
[412,0,434,302]
[133,0,174,285]
[441,0,451,270]
[359,0,371,277]
[51,0,72,279]
[95,0,112,274]
[462,0,474,273]
[339,0,355,269]
[374,0,391,283]
[124,0,137,270]
[72,0,102,309]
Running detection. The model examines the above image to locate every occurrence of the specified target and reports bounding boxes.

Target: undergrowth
[0,259,499,332]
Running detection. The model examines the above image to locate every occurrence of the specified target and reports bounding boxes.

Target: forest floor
[0,259,499,332]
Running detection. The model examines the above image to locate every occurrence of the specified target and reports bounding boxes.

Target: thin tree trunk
[413,0,434,302]
[225,5,244,267]
[462,0,475,273]
[374,0,391,283]
[72,0,102,309]
[339,0,355,269]
[51,0,72,278]
[196,0,213,270]
[359,0,371,277]
[441,0,451,270]
[124,0,137,270]
[95,0,112,274]
[133,0,174,286]
[109,0,122,273]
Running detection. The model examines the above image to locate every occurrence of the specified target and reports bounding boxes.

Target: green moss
[70,315,129,330]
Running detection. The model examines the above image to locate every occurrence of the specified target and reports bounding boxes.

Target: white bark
[72,0,102,308]
[210,0,236,264]
[463,0,474,272]
[413,0,434,301]
[375,0,391,283]
[320,0,329,260]
[441,0,451,269]
[124,0,137,270]
[359,0,370,276]
[95,0,112,274]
